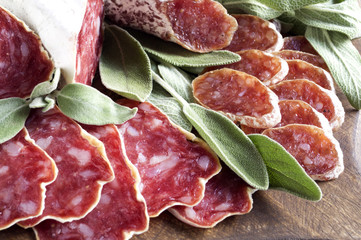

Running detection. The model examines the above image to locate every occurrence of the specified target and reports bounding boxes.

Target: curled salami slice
[262,124,344,181]
[105,0,237,53]
[0,6,54,99]
[34,124,148,240]
[169,165,254,228]
[193,68,281,128]
[281,36,318,55]
[273,50,329,72]
[223,14,283,52]
[0,0,104,85]
[19,107,114,228]
[204,50,288,86]
[0,129,57,230]
[269,79,345,130]
[117,100,221,217]
[282,60,335,92]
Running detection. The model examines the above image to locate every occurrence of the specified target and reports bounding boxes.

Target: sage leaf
[43,95,56,112]
[29,97,48,109]
[99,25,152,101]
[255,0,329,11]
[295,0,361,39]
[278,12,307,35]
[222,0,283,19]
[183,103,269,190]
[0,98,30,144]
[305,27,361,109]
[128,29,241,67]
[248,134,322,201]
[30,68,61,99]
[57,83,137,125]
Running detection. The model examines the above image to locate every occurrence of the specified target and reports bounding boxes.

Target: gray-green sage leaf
[222,0,283,19]
[255,0,328,11]
[30,68,61,99]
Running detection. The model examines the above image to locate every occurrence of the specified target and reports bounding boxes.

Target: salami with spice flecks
[0,6,54,99]
[104,0,238,53]
[34,124,148,240]
[169,164,254,228]
[117,100,221,217]
[0,0,103,85]
[18,107,114,228]
[0,129,57,230]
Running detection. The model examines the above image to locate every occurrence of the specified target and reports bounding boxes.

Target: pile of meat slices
[0,0,345,239]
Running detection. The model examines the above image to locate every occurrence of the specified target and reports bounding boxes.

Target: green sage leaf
[30,68,61,99]
[222,0,283,19]
[248,134,322,201]
[278,11,308,35]
[305,27,361,109]
[99,25,152,101]
[128,29,241,67]
[29,97,48,109]
[57,83,137,125]
[183,103,269,190]
[255,0,329,11]
[0,98,30,144]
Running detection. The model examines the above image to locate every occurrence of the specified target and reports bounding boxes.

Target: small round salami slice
[262,124,344,181]
[19,107,114,228]
[0,6,54,99]
[204,50,289,86]
[281,36,318,55]
[223,14,283,53]
[193,68,281,128]
[117,100,221,217]
[0,129,57,230]
[105,0,238,53]
[269,79,345,130]
[34,124,148,240]
[169,165,254,228]
[283,60,334,92]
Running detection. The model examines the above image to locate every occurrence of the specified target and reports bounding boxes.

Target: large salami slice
[0,0,104,85]
[117,100,221,217]
[193,68,281,128]
[0,6,54,99]
[223,14,283,53]
[0,129,57,230]
[281,36,318,55]
[105,0,237,53]
[263,124,344,181]
[169,164,254,228]
[270,79,345,130]
[34,124,148,240]
[19,107,114,228]
[204,49,289,86]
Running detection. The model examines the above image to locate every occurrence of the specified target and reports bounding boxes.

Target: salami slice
[0,129,57,230]
[262,124,344,181]
[204,50,288,86]
[169,164,254,228]
[223,14,283,53]
[0,6,54,99]
[0,0,104,85]
[281,36,318,55]
[19,107,114,228]
[269,79,345,130]
[105,0,238,53]
[117,100,221,217]
[193,68,281,128]
[282,60,335,92]
[34,124,148,240]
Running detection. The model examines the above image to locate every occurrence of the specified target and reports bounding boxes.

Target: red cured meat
[263,124,344,181]
[19,107,114,227]
[204,49,289,86]
[0,129,57,230]
[281,36,318,55]
[0,7,53,99]
[105,0,237,53]
[270,79,344,130]
[193,68,281,128]
[117,100,221,217]
[34,124,148,240]
[223,14,283,53]
[169,165,254,228]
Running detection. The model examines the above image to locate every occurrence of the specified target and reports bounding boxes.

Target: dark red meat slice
[34,124,148,240]
[117,100,221,217]
[0,129,57,230]
[263,124,344,181]
[19,107,114,227]
[0,7,53,99]
[105,0,237,53]
[281,36,318,55]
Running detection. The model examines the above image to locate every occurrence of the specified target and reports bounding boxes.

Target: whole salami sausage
[105,0,238,53]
